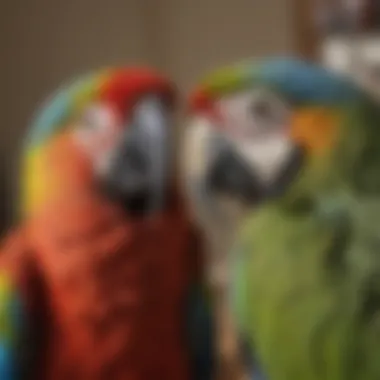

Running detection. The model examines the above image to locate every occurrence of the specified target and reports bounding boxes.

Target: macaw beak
[205,137,263,204]
[101,95,171,216]
[205,135,305,206]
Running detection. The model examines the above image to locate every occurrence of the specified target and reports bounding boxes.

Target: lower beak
[102,96,170,216]
[205,141,304,206]
[205,143,264,205]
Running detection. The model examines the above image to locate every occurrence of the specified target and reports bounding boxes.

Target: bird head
[22,67,175,218]
[182,58,371,221]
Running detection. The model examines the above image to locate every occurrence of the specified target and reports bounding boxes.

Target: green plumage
[230,61,380,380]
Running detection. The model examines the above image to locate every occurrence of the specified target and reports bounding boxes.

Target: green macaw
[184,57,380,380]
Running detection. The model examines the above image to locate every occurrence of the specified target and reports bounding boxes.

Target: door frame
[293,0,321,60]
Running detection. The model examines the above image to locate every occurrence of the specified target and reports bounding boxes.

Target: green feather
[234,197,380,380]
[229,62,380,380]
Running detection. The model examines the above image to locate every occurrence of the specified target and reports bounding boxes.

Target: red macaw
[0,67,214,380]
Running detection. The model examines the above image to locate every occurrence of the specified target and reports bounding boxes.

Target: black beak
[100,96,170,216]
[205,141,304,206]
[206,145,264,204]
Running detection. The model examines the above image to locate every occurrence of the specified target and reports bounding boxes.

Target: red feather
[189,89,212,113]
[188,88,222,124]
[99,68,175,117]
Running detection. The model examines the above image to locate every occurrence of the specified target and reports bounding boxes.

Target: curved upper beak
[102,95,171,216]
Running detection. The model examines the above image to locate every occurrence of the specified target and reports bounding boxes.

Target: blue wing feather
[0,274,26,380]
[240,337,267,380]
[186,283,215,380]
[0,342,16,380]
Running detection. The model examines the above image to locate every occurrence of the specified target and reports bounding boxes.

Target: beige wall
[157,0,294,92]
[0,0,295,228]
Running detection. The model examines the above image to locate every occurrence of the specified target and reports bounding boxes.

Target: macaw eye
[217,89,289,140]
[74,103,121,156]
[248,90,289,132]
[80,103,117,134]
[250,99,273,120]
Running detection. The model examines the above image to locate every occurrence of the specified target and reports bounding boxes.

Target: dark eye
[249,91,289,129]
[216,89,290,139]
[80,104,115,133]
[251,99,275,121]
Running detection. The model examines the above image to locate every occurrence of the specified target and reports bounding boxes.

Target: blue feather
[240,337,267,380]
[0,343,16,380]
[24,72,96,149]
[0,296,23,380]
[25,84,72,149]
[256,57,361,105]
[0,275,27,380]
[186,283,215,380]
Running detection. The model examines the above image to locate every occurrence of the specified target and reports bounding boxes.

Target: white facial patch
[182,116,213,182]
[217,90,260,139]
[72,102,122,174]
[181,115,221,225]
[217,88,290,139]
[235,134,294,185]
[215,87,294,185]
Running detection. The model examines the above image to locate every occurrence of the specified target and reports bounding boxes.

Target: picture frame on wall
[294,0,380,60]
[294,0,380,99]
[318,0,380,98]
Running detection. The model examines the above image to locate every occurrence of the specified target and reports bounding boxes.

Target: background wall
[0,0,296,230]
[154,0,295,91]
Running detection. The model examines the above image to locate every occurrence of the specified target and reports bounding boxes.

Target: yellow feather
[0,272,12,306]
[21,69,113,217]
[291,107,341,154]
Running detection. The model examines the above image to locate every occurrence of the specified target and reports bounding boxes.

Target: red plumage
[189,89,212,113]
[99,68,176,117]
[0,69,206,380]
[188,88,221,124]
